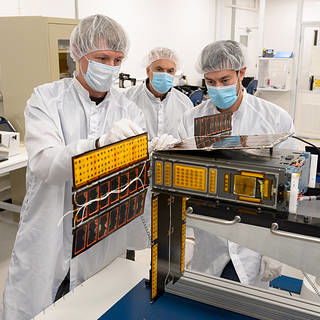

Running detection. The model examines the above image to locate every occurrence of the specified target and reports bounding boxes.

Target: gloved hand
[99,119,144,147]
[149,134,180,153]
[259,256,282,282]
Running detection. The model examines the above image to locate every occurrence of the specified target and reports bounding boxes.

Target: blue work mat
[99,279,257,320]
[270,275,303,294]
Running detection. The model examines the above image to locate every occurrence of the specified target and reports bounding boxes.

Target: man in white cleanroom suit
[2,14,147,320]
[178,40,298,288]
[124,47,193,140]
[123,47,193,250]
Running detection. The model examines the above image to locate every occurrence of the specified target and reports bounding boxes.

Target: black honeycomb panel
[128,197,136,221]
[120,171,129,199]
[108,208,118,233]
[87,219,98,247]
[74,191,88,223]
[129,168,138,194]
[110,176,120,204]
[88,186,99,216]
[136,192,146,217]
[98,213,108,240]
[72,189,148,257]
[76,191,87,206]
[74,225,87,256]
[118,203,127,227]
[73,161,150,227]
[100,180,109,210]
[72,158,149,258]
[137,164,145,190]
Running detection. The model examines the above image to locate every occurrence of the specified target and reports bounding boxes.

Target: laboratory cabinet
[257,57,293,92]
[0,16,79,139]
[0,17,78,205]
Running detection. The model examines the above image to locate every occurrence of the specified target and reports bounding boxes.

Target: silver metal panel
[170,133,292,151]
[166,271,320,320]
[187,213,320,277]
[298,200,320,218]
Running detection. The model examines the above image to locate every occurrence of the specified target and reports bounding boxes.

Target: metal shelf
[257,87,290,92]
[258,57,293,61]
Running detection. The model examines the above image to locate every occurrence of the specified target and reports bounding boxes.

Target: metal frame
[187,210,241,225]
[152,151,289,211]
[166,271,320,320]
[150,148,320,318]
[271,222,320,244]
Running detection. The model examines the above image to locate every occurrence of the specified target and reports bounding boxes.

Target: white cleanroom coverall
[2,77,146,320]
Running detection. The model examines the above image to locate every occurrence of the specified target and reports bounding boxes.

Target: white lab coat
[123,81,193,250]
[2,77,146,320]
[123,81,194,140]
[179,91,297,288]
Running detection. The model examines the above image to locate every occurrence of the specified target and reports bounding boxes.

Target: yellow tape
[238,196,261,203]
[241,171,264,179]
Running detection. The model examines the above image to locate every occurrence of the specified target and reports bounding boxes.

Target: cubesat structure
[149,112,318,304]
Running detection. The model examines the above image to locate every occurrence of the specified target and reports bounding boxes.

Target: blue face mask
[207,84,238,110]
[151,72,174,94]
[84,59,120,92]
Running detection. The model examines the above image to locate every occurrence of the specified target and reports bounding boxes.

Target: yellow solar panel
[209,169,217,194]
[151,197,158,241]
[224,173,230,193]
[182,197,186,220]
[180,222,186,273]
[164,162,172,186]
[151,244,158,299]
[173,164,207,192]
[73,133,148,188]
[155,161,163,185]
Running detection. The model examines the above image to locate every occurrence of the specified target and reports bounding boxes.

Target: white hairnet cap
[144,47,179,68]
[198,40,246,73]
[70,14,129,61]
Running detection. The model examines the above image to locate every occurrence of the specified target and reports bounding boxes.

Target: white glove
[149,134,180,153]
[259,256,282,282]
[99,119,144,147]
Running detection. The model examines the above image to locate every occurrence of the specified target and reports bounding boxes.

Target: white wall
[234,4,259,77]
[257,0,298,114]
[77,0,215,85]
[0,0,215,85]
[263,0,297,52]
[0,0,75,17]
[215,0,260,77]
[260,0,320,139]
[0,0,21,16]
[303,0,320,21]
